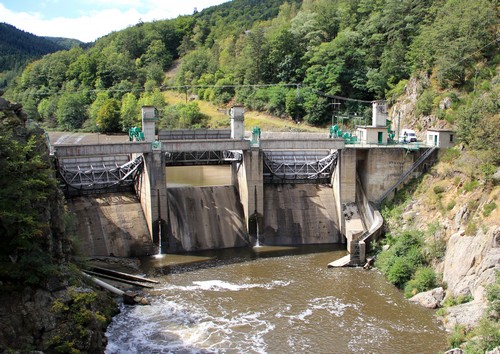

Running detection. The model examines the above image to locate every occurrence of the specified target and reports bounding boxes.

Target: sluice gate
[57,155,143,196]
[165,150,242,166]
[263,150,338,184]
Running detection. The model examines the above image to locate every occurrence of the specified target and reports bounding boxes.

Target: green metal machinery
[129,127,145,141]
[251,126,261,146]
[386,119,396,143]
[329,125,357,144]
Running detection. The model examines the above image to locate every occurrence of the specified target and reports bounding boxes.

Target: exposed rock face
[0,277,117,352]
[442,301,488,331]
[0,94,119,353]
[442,226,500,303]
[387,154,499,331]
[409,287,445,309]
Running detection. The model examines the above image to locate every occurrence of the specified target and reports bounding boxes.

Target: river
[105,166,448,353]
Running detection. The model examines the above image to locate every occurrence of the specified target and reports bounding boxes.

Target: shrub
[483,202,497,217]
[481,163,496,181]
[433,185,446,194]
[442,294,473,307]
[463,318,500,353]
[415,89,435,116]
[467,200,479,212]
[486,271,500,318]
[440,148,460,163]
[424,237,447,262]
[465,222,478,236]
[448,325,467,349]
[375,231,424,288]
[464,180,480,192]
[404,267,437,297]
[387,257,414,288]
[446,200,456,211]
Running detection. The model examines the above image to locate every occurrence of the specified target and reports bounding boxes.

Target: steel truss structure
[263,150,338,183]
[165,150,242,165]
[58,155,143,194]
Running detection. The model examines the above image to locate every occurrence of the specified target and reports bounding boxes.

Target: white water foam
[157,279,291,292]
[106,283,281,353]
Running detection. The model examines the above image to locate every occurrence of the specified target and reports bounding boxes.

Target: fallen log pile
[82,266,158,305]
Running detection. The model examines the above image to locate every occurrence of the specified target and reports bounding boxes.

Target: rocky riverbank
[0,93,121,352]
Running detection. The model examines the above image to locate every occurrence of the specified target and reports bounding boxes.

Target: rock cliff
[0,92,118,352]
[386,79,499,335]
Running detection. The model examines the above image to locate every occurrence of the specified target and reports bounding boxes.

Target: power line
[438,36,500,73]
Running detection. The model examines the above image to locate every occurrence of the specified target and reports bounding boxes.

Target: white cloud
[0,1,229,42]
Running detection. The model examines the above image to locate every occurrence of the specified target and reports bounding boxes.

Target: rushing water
[105,167,447,353]
[105,246,447,353]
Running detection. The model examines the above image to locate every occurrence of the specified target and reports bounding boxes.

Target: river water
[105,166,447,353]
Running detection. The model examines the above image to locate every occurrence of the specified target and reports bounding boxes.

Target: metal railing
[374,146,437,206]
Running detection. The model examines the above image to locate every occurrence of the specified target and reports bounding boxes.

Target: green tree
[56,92,88,130]
[178,102,206,128]
[139,39,173,70]
[408,0,496,87]
[96,98,121,133]
[176,48,216,86]
[37,96,59,128]
[0,130,59,284]
[89,92,109,128]
[138,88,166,122]
[120,93,140,131]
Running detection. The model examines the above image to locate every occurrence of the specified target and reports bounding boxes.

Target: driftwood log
[82,272,150,305]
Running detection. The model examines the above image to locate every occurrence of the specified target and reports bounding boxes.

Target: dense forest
[4,0,498,146]
[0,23,85,89]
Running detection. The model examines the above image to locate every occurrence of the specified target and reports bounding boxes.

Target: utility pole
[326,102,341,126]
[397,111,401,141]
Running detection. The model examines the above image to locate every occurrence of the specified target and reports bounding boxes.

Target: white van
[399,129,417,143]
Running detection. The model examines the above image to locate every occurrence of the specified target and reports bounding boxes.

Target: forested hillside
[0,23,84,89]
[5,0,497,137]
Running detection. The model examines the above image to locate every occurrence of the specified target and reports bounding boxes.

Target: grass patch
[464,180,480,192]
[465,222,478,236]
[483,202,497,217]
[162,91,324,132]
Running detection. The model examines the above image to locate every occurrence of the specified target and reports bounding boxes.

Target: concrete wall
[136,151,168,244]
[339,149,357,203]
[67,194,154,257]
[331,154,344,237]
[166,186,248,251]
[261,184,341,245]
[234,148,264,233]
[356,148,415,201]
[136,155,152,239]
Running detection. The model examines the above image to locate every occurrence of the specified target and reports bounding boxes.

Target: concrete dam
[53,104,438,265]
[67,182,340,257]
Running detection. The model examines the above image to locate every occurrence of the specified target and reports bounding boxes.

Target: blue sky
[0,0,230,42]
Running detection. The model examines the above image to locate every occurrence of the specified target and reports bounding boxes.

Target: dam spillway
[261,184,341,245]
[66,194,154,257]
[166,185,248,252]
